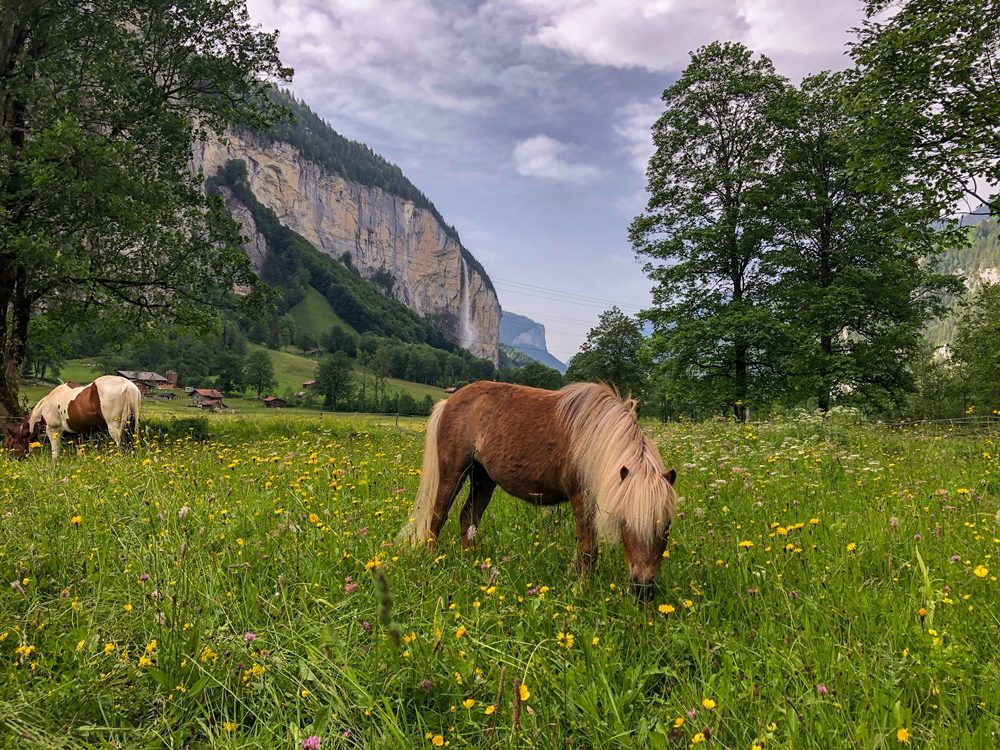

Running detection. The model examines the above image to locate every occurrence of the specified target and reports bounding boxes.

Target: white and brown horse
[4,376,141,460]
[399,381,678,599]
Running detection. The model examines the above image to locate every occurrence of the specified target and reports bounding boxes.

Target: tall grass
[1,412,999,747]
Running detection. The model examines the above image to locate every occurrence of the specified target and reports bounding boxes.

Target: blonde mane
[557,383,676,545]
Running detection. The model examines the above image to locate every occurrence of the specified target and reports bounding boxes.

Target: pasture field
[2,411,1000,748]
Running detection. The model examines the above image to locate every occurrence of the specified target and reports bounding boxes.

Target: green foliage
[851,0,1000,215]
[0,0,291,419]
[316,351,356,410]
[142,416,211,442]
[952,284,1000,411]
[565,307,648,398]
[767,72,960,412]
[244,349,278,398]
[630,42,788,420]
[498,360,564,390]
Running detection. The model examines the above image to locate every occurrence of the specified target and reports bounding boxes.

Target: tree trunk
[0,257,29,421]
[818,334,833,412]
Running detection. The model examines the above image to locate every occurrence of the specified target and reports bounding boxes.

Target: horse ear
[620,466,629,481]
[664,469,676,486]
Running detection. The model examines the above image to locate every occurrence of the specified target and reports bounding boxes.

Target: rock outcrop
[499,312,567,373]
[193,132,500,363]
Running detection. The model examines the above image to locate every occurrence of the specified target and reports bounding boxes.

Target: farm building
[310,350,323,357]
[117,370,172,394]
[263,397,287,409]
[199,399,227,414]
[190,388,225,406]
[302,380,317,390]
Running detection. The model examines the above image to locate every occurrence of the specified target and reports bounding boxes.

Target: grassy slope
[288,285,358,340]
[18,347,446,413]
[3,413,1000,747]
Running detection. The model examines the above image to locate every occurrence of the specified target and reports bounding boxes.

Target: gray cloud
[513,135,603,184]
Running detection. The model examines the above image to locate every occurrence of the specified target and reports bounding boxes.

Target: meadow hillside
[2,411,1000,747]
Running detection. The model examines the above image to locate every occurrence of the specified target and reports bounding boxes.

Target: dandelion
[683,600,693,608]
[71,515,82,526]
[846,542,857,552]
[702,698,716,710]
[896,728,910,744]
[558,632,575,649]
[738,540,753,548]
[658,603,675,614]
[456,625,467,638]
[222,722,238,732]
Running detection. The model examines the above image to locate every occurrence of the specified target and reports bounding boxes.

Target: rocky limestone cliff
[193,132,500,363]
[499,312,567,373]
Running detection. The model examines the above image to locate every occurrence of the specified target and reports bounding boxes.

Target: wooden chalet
[263,397,287,409]
[190,388,225,406]
[117,370,171,394]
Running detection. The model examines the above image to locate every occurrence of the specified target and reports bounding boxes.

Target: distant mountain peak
[499,312,566,373]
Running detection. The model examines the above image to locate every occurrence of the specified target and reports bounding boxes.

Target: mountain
[499,312,567,373]
[192,95,500,363]
[925,213,1000,346]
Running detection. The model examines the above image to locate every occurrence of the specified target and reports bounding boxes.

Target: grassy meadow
[2,409,1000,748]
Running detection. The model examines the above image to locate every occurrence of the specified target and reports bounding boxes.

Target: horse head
[618,466,677,602]
[4,417,34,459]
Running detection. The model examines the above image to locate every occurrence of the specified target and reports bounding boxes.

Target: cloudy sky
[245,0,868,362]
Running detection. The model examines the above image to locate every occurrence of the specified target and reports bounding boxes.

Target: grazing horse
[4,376,141,460]
[399,381,678,599]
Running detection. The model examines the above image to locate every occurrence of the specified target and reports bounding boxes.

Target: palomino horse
[399,381,678,599]
[4,376,141,460]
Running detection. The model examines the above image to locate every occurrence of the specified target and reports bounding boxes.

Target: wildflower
[222,722,237,732]
[559,632,574,649]
[691,733,705,744]
[463,699,475,709]
[914,534,922,541]
[244,632,256,643]
[897,728,910,744]
[702,698,716,710]
[592,637,599,646]
[178,506,190,520]
[422,679,433,691]
[918,607,927,619]
[809,518,819,525]
[816,685,828,696]
[846,542,857,552]
[345,583,357,594]
[674,717,684,728]
[974,565,989,578]
[75,639,85,652]
[738,540,753,548]
[519,683,530,701]
[683,600,693,608]
[951,555,962,562]
[658,603,675,614]
[485,705,495,715]
[431,736,444,747]
[71,515,82,526]
[302,736,321,750]
[123,604,132,612]
[104,643,115,656]
[363,622,371,632]
[890,517,899,530]
[456,625,466,639]
[687,709,697,719]
[747,588,756,595]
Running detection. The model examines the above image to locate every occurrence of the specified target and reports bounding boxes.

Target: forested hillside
[925,216,1000,345]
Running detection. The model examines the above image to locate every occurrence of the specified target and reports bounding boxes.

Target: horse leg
[427,452,473,547]
[48,427,61,462]
[460,462,497,551]
[570,492,598,579]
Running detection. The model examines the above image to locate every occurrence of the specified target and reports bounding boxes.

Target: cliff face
[193,132,500,363]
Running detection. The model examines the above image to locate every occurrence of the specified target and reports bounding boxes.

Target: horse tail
[119,383,141,452]
[398,399,447,547]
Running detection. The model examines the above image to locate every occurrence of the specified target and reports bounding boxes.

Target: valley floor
[1,411,998,747]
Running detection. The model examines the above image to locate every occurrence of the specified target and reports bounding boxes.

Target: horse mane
[557,382,676,545]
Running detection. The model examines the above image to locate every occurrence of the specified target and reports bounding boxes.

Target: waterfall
[459,256,476,351]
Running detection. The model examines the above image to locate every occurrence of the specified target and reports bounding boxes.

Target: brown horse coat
[401,381,678,595]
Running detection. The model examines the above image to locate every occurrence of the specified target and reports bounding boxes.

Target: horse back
[442,382,578,502]
[65,383,108,434]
